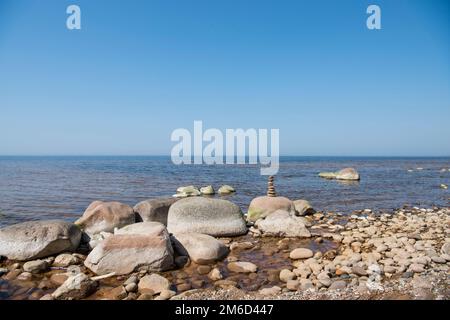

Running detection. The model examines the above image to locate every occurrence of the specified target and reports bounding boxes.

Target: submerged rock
[200,185,215,195]
[247,196,295,222]
[138,273,170,294]
[167,197,247,237]
[23,259,49,273]
[84,229,174,275]
[133,198,178,225]
[218,185,235,195]
[75,201,135,236]
[335,168,360,180]
[255,210,311,238]
[319,168,360,181]
[172,233,229,265]
[173,186,201,198]
[52,273,98,300]
[227,261,258,273]
[0,220,81,261]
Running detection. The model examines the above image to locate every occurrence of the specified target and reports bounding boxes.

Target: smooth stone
[208,268,223,281]
[17,271,33,281]
[172,233,229,265]
[279,269,296,282]
[175,186,201,197]
[255,210,311,238]
[52,273,98,300]
[137,293,154,300]
[247,196,295,222]
[230,242,254,251]
[138,274,170,294]
[351,265,368,276]
[431,256,446,264]
[197,265,211,275]
[258,286,281,296]
[329,280,347,291]
[0,220,81,261]
[227,261,258,273]
[75,201,135,235]
[200,186,215,195]
[318,172,336,179]
[23,260,49,274]
[133,198,178,225]
[289,248,314,260]
[409,263,425,273]
[293,200,316,216]
[286,280,300,291]
[217,185,235,195]
[167,197,247,237]
[156,289,176,300]
[125,282,138,293]
[84,231,174,275]
[115,221,167,236]
[53,253,80,267]
[335,168,360,181]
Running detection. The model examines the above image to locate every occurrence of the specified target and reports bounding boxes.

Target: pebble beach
[0,167,449,300]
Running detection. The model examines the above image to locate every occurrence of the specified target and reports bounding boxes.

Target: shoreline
[1,204,449,300]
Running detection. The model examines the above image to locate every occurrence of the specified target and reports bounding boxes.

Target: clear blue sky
[0,0,449,156]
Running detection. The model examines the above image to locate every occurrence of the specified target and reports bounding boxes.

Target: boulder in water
[133,198,178,225]
[75,201,135,236]
[167,197,247,237]
[0,220,82,261]
[247,196,295,222]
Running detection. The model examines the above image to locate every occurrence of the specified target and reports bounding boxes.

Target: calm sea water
[0,156,449,227]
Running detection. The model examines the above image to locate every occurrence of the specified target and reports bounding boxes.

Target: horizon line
[0,154,449,158]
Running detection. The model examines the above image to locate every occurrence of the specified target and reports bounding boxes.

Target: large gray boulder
[133,198,178,225]
[0,220,82,261]
[172,233,229,265]
[255,210,311,238]
[167,197,247,237]
[247,196,295,222]
[84,227,174,275]
[75,201,135,235]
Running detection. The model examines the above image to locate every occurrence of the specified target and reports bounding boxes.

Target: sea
[0,156,449,228]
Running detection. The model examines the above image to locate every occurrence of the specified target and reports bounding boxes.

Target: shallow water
[0,156,449,227]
